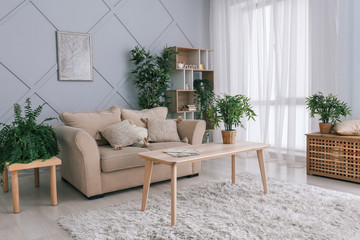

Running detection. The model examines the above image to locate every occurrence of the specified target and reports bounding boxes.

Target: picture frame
[56,31,93,81]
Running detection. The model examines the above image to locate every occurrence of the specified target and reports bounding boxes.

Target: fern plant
[130,46,177,109]
[0,98,59,174]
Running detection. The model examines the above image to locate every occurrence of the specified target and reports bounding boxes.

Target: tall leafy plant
[0,98,59,173]
[130,46,177,109]
[193,79,215,118]
[208,94,256,131]
[306,92,351,125]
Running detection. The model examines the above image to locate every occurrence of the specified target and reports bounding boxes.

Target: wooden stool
[2,157,62,213]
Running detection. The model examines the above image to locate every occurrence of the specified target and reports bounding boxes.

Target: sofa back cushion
[117,106,168,128]
[60,108,121,145]
[147,118,181,142]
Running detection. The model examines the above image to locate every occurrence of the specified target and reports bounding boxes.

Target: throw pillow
[121,107,168,128]
[99,120,140,150]
[131,124,149,147]
[60,108,121,145]
[333,120,360,135]
[147,118,181,142]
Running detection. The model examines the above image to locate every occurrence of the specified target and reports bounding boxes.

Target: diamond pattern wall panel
[102,92,132,110]
[37,70,113,113]
[0,0,24,20]
[32,0,110,33]
[161,0,210,48]
[0,3,56,85]
[0,64,29,118]
[151,23,192,54]
[115,0,173,48]
[0,0,210,123]
[92,15,137,87]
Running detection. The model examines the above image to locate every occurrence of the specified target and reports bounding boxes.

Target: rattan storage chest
[306,133,360,183]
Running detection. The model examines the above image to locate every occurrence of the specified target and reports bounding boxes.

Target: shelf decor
[166,46,214,129]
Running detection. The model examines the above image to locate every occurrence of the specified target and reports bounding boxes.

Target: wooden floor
[1,155,360,240]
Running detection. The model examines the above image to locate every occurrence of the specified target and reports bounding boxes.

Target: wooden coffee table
[139,141,270,226]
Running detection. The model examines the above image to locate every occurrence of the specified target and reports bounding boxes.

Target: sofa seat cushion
[99,146,150,173]
[147,142,190,151]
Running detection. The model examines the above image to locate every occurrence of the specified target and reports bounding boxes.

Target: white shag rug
[58,173,360,240]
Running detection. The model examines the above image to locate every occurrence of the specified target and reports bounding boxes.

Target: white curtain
[210,0,309,164]
[309,0,351,131]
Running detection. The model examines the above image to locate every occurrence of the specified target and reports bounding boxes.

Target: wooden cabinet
[306,132,360,183]
[167,46,214,126]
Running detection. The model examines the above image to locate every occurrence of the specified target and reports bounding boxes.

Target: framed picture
[56,31,93,81]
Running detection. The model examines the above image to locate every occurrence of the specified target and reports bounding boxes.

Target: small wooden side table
[2,156,62,213]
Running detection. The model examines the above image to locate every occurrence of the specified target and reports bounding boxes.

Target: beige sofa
[54,106,206,198]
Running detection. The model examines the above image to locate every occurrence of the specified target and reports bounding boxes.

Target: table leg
[11,170,20,213]
[50,166,57,205]
[171,164,177,226]
[232,155,236,184]
[141,160,153,211]
[256,150,268,194]
[3,166,8,192]
[34,168,39,187]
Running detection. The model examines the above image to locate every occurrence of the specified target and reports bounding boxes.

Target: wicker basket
[306,133,360,183]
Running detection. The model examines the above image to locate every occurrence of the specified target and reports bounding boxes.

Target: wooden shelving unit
[167,46,214,128]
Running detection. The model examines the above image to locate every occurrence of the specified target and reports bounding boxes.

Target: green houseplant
[208,94,256,144]
[130,46,177,109]
[193,79,215,129]
[306,92,351,134]
[0,98,59,174]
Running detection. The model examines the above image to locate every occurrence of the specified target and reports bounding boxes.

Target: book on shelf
[163,148,200,157]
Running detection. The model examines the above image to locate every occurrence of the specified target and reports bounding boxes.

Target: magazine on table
[163,148,200,157]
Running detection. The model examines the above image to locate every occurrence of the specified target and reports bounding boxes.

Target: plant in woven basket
[130,46,177,109]
[208,93,256,131]
[305,92,351,125]
[0,98,59,174]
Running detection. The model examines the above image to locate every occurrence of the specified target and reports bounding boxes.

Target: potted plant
[208,94,256,144]
[193,79,215,129]
[130,46,177,109]
[0,98,59,174]
[306,92,351,134]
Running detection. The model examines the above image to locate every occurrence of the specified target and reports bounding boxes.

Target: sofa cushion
[131,124,149,147]
[147,142,190,151]
[99,120,140,150]
[99,145,150,173]
[60,108,121,145]
[117,106,168,128]
[333,120,360,135]
[147,118,181,142]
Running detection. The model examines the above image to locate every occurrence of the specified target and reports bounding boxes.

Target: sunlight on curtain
[210,0,309,165]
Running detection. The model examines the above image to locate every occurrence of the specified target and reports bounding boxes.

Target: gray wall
[0,0,210,125]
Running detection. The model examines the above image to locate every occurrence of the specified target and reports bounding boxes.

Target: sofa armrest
[177,120,206,145]
[54,125,102,197]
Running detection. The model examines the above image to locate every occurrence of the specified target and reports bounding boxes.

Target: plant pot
[221,130,237,144]
[319,123,332,134]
